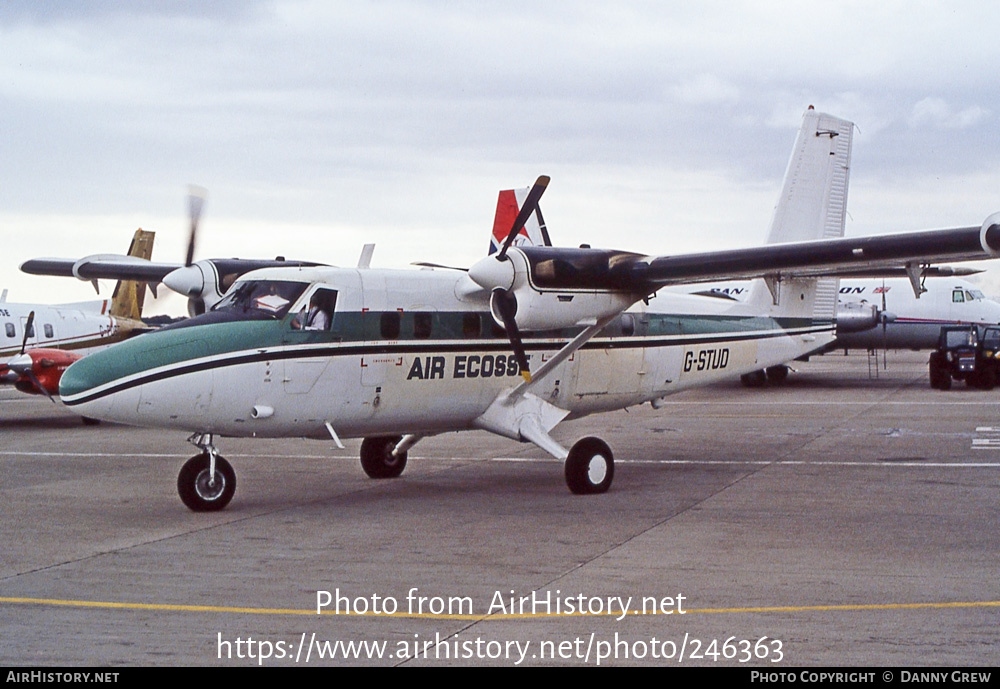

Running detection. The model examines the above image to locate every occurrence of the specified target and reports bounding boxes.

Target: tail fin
[488,187,551,254]
[109,229,155,320]
[748,107,853,319]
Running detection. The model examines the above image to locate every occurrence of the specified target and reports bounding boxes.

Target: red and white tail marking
[489,187,548,254]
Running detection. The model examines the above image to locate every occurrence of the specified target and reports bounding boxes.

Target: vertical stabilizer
[766,107,853,245]
[109,229,155,320]
[488,187,550,254]
[748,107,853,319]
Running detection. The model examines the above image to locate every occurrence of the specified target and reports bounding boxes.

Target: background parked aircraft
[693,277,1000,351]
[21,192,327,317]
[1,229,155,398]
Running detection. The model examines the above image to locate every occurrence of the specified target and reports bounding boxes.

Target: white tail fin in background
[488,187,551,254]
[748,107,853,318]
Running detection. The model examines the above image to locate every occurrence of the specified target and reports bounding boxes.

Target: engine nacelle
[8,348,83,396]
[489,286,635,332]
[836,301,889,333]
[469,247,644,332]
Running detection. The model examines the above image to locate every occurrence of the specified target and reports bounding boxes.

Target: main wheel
[565,437,614,495]
[360,436,407,478]
[177,453,236,512]
[765,365,789,384]
[740,370,767,388]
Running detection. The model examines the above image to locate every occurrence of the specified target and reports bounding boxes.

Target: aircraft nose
[59,350,111,401]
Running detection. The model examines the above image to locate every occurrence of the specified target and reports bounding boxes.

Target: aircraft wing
[628,222,1000,289]
[508,218,1000,297]
[20,256,182,282]
[20,256,325,283]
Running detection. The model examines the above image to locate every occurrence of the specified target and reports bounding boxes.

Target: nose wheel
[565,437,614,494]
[178,452,236,511]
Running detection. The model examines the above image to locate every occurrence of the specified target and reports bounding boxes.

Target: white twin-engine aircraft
[57,108,1000,511]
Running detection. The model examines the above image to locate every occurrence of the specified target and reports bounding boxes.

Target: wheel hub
[195,469,226,501]
[587,456,608,484]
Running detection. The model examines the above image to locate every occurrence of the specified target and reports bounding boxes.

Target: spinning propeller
[474,175,550,382]
[162,186,210,314]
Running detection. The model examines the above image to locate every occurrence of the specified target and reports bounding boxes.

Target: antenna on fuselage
[358,244,375,269]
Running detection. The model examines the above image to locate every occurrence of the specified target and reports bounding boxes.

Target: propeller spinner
[5,311,56,402]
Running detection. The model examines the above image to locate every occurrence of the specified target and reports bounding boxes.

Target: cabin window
[381,312,401,340]
[462,313,481,337]
[413,313,432,339]
[952,290,965,303]
[620,313,635,337]
[4,323,13,338]
[44,324,53,339]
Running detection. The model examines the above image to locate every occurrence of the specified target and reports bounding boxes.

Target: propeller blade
[23,368,56,403]
[185,186,207,267]
[497,176,550,260]
[492,289,532,382]
[19,311,35,356]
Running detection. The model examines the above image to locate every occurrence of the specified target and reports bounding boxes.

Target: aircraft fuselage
[60,266,835,438]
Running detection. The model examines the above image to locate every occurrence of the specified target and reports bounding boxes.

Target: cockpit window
[952,290,965,303]
[213,280,307,319]
[971,290,985,300]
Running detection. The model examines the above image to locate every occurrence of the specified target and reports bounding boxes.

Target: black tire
[177,453,236,512]
[360,436,407,479]
[765,365,789,384]
[929,353,950,390]
[565,437,614,495]
[740,370,768,388]
[981,366,998,390]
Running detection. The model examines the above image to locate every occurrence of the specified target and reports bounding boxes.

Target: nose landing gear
[178,433,236,511]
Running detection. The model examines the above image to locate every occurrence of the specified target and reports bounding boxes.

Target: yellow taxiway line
[2,596,998,621]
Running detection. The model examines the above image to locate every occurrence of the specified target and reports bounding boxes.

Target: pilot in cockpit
[292,292,333,331]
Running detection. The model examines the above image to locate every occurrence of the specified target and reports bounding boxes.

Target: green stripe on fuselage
[60,310,831,399]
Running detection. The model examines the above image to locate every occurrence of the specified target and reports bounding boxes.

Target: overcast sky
[3,1,1000,314]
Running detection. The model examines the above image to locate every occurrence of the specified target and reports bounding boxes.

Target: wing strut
[473,311,622,460]
[905,262,928,299]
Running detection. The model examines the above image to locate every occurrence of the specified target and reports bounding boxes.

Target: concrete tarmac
[1,351,998,667]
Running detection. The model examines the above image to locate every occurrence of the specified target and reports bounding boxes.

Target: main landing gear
[565,437,614,494]
[359,435,408,478]
[740,364,789,388]
[357,434,615,494]
[178,433,236,512]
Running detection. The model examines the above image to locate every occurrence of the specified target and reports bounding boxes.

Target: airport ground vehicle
[928,325,1000,390]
